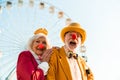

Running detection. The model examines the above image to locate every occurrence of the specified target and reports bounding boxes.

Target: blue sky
[0,0,120,80]
[56,0,120,80]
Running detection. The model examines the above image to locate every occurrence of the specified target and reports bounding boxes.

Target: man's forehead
[65,31,82,38]
[66,31,80,34]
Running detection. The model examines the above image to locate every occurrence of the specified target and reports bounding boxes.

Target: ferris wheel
[0,0,72,79]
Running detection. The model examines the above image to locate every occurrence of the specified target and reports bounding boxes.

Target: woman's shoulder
[18,50,32,57]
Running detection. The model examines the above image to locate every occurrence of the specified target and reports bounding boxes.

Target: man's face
[64,31,82,51]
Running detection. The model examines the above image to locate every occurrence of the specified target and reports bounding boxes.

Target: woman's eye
[42,41,46,44]
[36,40,40,43]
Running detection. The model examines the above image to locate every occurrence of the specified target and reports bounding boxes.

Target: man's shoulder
[50,46,63,57]
[52,46,63,52]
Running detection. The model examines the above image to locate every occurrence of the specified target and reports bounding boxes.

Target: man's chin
[68,45,77,50]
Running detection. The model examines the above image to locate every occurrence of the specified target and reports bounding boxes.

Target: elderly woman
[16,28,52,80]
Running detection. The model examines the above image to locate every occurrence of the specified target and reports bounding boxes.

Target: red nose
[72,34,77,39]
[38,44,44,49]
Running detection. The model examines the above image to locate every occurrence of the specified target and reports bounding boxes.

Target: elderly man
[46,22,94,80]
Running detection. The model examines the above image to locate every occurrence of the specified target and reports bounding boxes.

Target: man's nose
[71,33,77,40]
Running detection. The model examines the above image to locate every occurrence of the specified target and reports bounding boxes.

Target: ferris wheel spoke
[0,0,72,80]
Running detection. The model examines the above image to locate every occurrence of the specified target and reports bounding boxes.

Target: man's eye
[70,34,72,36]
[77,35,80,37]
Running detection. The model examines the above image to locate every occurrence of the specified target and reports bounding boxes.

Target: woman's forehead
[36,36,46,40]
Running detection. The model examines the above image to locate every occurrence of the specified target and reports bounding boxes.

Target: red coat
[16,51,45,80]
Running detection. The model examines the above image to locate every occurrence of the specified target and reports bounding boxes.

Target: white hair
[27,33,51,51]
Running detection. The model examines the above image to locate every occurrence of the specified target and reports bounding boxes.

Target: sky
[52,0,120,80]
[0,0,120,80]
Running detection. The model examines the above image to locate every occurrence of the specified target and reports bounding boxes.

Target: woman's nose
[38,43,45,49]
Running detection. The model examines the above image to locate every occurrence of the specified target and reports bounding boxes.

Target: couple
[16,22,94,80]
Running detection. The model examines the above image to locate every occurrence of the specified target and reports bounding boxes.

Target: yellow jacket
[46,46,94,80]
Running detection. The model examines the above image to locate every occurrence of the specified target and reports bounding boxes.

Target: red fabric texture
[16,51,45,80]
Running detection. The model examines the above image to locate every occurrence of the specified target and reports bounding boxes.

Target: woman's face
[31,36,47,56]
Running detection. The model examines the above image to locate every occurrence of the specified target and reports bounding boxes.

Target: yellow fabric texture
[34,28,48,35]
[46,46,94,80]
